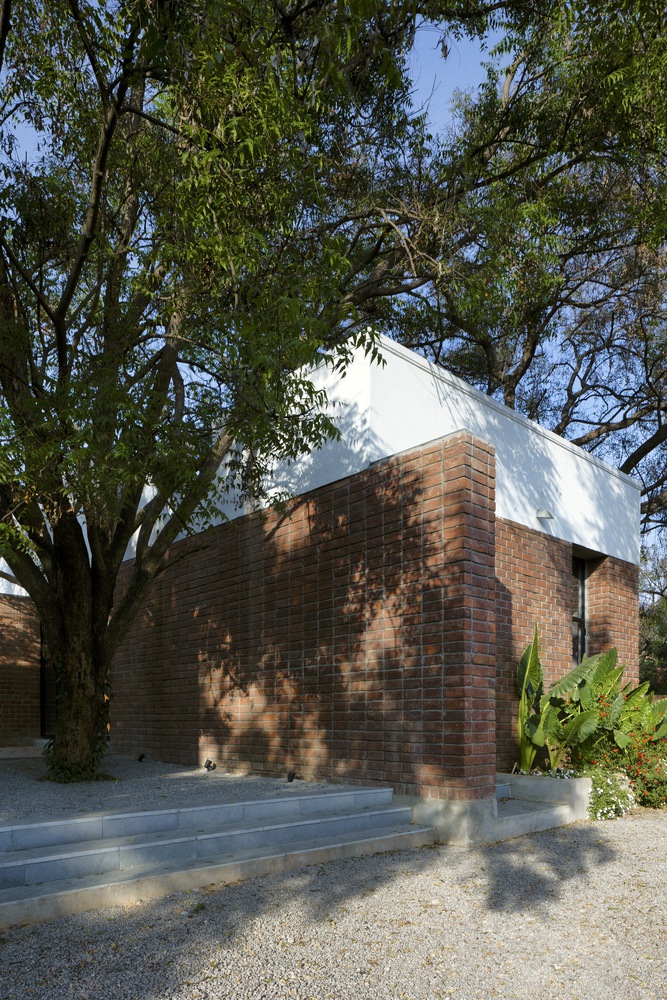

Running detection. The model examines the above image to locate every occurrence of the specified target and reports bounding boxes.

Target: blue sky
[409,23,501,133]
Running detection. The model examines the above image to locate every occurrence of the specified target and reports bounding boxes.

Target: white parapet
[276,336,641,566]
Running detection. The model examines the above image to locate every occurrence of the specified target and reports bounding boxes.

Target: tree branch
[0,0,11,75]
[0,235,59,325]
[66,0,109,105]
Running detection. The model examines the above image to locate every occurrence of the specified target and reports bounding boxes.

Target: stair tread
[1,786,393,834]
[0,823,434,906]
[496,798,572,818]
[0,804,414,866]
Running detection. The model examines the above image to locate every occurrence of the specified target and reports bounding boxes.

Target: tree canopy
[1,0,666,778]
[0,0,445,777]
[391,0,667,532]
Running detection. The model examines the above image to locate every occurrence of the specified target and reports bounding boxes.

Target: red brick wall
[113,431,498,801]
[587,556,640,671]
[0,595,41,743]
[0,442,639,778]
[495,519,639,771]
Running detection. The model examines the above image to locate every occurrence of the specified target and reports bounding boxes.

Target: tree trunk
[39,511,114,781]
[48,627,110,781]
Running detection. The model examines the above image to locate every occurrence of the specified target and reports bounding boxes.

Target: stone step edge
[0,825,435,930]
[0,804,415,871]
[494,801,575,834]
[0,787,394,852]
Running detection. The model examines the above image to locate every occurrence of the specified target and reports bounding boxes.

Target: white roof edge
[376,336,642,494]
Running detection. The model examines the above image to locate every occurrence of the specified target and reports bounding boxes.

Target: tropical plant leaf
[650,697,667,725]
[594,666,625,702]
[587,648,619,693]
[621,682,651,712]
[562,709,600,745]
[517,625,543,770]
[526,703,562,747]
[578,682,592,709]
[548,654,600,699]
[517,624,543,705]
[613,729,632,749]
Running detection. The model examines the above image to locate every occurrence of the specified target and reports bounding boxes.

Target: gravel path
[1,755,666,1000]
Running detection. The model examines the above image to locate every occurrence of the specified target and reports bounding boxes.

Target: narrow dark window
[572,557,587,666]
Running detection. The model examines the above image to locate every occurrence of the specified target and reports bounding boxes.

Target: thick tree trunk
[38,511,115,781]
[48,623,111,781]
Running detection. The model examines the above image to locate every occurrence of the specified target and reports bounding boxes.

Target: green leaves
[517,624,544,771]
[517,623,667,772]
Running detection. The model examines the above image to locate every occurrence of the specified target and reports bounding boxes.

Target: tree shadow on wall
[193,441,453,796]
[0,595,42,740]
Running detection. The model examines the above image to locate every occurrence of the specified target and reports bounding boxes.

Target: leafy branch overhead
[392,0,667,532]
[0,0,451,777]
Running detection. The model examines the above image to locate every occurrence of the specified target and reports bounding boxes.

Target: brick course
[0,595,41,743]
[113,432,498,801]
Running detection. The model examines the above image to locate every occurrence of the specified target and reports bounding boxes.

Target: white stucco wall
[0,559,26,596]
[276,337,641,565]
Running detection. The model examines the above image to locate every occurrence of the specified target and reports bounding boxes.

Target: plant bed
[497,771,592,820]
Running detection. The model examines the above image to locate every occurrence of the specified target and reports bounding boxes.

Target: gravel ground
[1,755,666,1000]
[0,753,341,826]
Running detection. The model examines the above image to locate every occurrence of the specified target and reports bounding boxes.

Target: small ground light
[137,753,145,762]
[204,759,217,771]
[287,771,296,782]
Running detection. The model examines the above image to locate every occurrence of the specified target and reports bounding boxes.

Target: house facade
[0,339,640,833]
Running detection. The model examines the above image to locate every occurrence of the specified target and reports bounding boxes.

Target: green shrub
[624,735,667,808]
[588,768,636,820]
[517,627,667,812]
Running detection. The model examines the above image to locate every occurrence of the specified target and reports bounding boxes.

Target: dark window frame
[572,556,587,666]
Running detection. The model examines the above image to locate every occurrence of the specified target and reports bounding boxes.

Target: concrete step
[495,781,511,800]
[0,804,415,888]
[495,797,575,838]
[0,786,394,853]
[489,771,592,841]
[0,789,434,929]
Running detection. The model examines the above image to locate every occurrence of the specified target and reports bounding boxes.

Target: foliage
[516,630,667,770]
[518,627,667,810]
[393,0,667,533]
[588,732,667,808]
[588,768,636,821]
[619,734,667,809]
[564,651,667,771]
[0,0,448,778]
[516,628,605,771]
[639,600,667,694]
[516,623,543,772]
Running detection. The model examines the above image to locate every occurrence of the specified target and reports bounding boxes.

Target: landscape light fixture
[536,508,554,520]
[287,771,296,782]
[204,759,217,771]
[137,753,145,762]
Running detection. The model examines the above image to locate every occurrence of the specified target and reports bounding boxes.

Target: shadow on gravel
[1,827,622,1000]
[1,846,447,1000]
[476,824,617,912]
